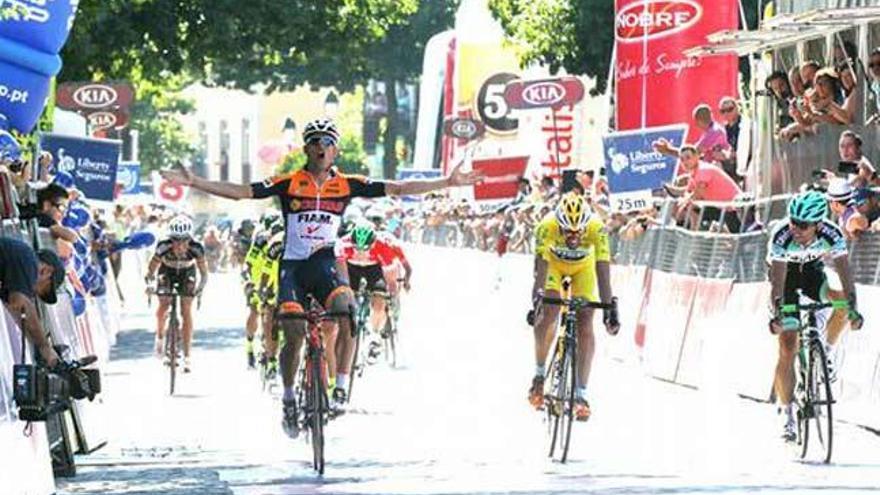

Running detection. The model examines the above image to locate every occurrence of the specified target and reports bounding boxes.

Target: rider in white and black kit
[767,191,864,441]
[146,216,209,372]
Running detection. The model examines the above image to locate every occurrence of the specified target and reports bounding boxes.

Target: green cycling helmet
[788,191,828,223]
[352,224,376,252]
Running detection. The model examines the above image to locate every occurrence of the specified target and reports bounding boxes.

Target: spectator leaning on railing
[661,144,743,232]
[826,179,867,241]
[837,130,876,189]
[0,237,66,367]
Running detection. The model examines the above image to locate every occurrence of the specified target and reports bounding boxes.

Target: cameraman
[0,237,66,366]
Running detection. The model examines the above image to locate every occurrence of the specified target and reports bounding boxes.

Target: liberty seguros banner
[40,133,121,201]
[602,125,686,211]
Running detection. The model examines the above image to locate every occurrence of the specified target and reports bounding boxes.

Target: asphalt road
[58,245,880,495]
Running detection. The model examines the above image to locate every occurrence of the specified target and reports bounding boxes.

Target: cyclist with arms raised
[528,193,619,421]
[337,223,412,362]
[767,191,864,442]
[146,215,209,373]
[160,118,483,437]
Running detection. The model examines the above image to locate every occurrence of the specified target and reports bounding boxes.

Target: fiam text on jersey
[297,212,332,225]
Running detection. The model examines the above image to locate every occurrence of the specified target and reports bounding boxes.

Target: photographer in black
[0,237,66,366]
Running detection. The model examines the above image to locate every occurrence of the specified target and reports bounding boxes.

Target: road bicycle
[540,280,615,463]
[779,295,850,464]
[281,298,349,474]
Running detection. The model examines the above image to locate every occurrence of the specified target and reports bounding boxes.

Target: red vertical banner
[615,0,739,141]
[441,37,457,175]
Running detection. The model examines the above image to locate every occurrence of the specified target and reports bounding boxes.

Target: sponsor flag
[614,0,738,141]
[151,170,190,205]
[40,134,121,201]
[471,156,529,201]
[0,1,79,133]
[602,125,687,211]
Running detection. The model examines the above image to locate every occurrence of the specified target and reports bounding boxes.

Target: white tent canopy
[684,7,880,57]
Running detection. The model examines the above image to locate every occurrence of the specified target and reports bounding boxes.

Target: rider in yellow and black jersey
[528,192,619,421]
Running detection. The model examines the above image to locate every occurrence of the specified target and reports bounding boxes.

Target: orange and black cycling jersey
[250,167,386,260]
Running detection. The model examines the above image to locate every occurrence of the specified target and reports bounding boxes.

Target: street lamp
[282,117,297,144]
[324,91,339,119]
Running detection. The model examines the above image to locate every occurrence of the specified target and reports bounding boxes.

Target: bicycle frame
[541,280,614,463]
[779,297,848,464]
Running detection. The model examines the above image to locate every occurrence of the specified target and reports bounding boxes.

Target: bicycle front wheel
[559,344,577,463]
[167,318,178,396]
[310,355,326,474]
[808,342,834,464]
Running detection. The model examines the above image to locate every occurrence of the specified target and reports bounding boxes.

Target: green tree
[130,74,196,174]
[58,0,428,179]
[489,0,762,95]
[194,1,458,179]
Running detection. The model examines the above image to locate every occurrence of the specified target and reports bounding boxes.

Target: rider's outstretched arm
[160,168,253,200]
[190,175,253,200]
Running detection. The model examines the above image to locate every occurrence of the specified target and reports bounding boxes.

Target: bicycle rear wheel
[546,348,562,458]
[310,354,326,474]
[384,316,398,368]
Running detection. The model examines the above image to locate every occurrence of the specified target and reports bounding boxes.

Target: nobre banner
[614,0,738,142]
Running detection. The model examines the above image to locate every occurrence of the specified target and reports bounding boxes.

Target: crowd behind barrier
[0,153,135,492]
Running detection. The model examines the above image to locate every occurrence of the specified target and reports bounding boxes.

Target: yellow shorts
[544,257,597,302]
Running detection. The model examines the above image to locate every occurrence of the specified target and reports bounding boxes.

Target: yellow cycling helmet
[555,192,591,231]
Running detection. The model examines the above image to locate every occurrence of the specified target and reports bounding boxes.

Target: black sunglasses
[306,135,338,147]
[52,201,66,212]
[790,219,816,230]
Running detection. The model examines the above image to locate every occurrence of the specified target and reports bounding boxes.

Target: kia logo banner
[503,77,585,110]
[40,133,121,202]
[471,156,529,201]
[57,82,135,111]
[602,125,687,194]
[614,0,737,141]
[443,117,486,141]
[0,1,79,133]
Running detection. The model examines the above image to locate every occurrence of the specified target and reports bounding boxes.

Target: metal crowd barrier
[615,214,880,287]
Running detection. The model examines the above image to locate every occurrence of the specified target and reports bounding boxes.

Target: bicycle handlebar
[780,299,850,314]
[541,296,615,310]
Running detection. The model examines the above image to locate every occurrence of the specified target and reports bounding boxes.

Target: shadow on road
[110,327,244,362]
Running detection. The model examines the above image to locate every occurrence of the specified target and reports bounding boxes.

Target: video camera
[13,345,101,422]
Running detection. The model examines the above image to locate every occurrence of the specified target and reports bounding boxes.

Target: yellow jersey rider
[528,192,619,421]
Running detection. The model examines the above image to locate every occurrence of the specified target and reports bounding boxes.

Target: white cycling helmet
[168,215,194,239]
[302,118,340,142]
